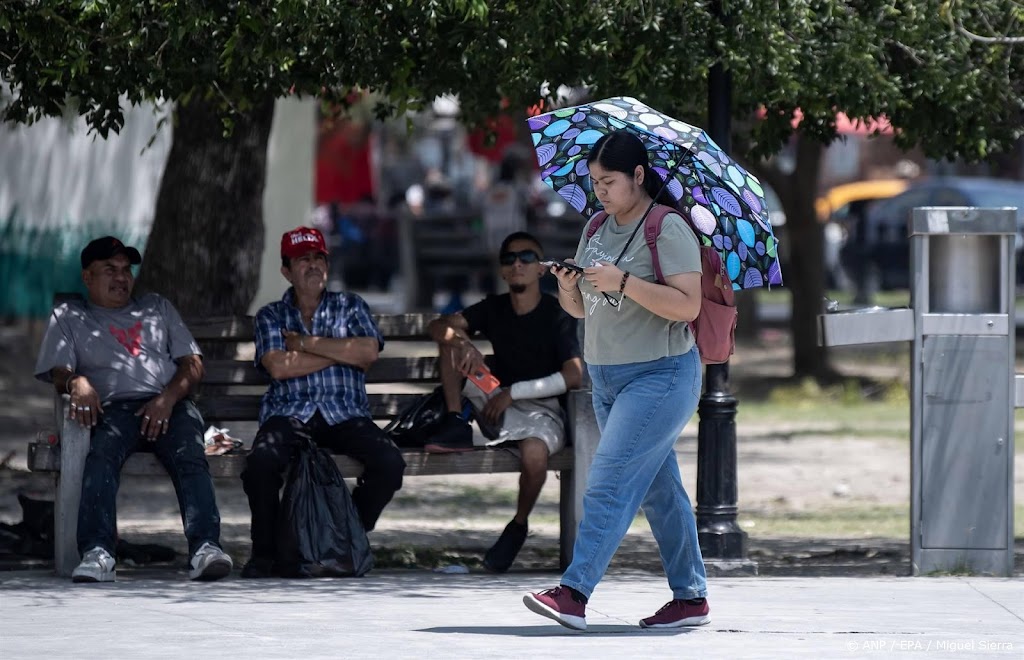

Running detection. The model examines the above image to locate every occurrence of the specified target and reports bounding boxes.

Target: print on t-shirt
[109,322,143,356]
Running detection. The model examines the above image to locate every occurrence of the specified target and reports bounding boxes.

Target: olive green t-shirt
[573,211,702,365]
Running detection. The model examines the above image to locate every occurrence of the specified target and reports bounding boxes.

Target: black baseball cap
[80,236,142,269]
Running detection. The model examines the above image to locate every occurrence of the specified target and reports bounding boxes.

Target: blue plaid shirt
[254,289,384,426]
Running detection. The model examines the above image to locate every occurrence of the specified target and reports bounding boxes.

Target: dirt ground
[2,318,1020,576]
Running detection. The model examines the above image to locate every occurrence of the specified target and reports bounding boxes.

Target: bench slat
[28,442,572,477]
[202,356,441,386]
[196,392,428,422]
[189,314,441,342]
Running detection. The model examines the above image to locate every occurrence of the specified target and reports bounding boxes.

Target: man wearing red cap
[34,236,233,583]
[240,226,406,578]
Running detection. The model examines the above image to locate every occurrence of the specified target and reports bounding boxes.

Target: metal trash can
[910,207,1015,576]
[820,207,1017,576]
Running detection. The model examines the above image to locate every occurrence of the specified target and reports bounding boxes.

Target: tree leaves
[0,1,1021,158]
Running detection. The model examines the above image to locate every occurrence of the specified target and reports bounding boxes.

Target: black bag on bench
[277,438,373,578]
[383,385,448,448]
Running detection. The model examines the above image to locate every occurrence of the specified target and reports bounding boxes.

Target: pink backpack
[586,204,737,364]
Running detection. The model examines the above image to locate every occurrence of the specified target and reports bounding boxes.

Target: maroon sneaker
[639,598,711,628]
[523,586,587,631]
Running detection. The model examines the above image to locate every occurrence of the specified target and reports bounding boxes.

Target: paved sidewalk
[1,570,1021,659]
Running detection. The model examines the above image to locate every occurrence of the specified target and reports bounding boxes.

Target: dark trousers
[241,413,406,559]
[78,399,222,558]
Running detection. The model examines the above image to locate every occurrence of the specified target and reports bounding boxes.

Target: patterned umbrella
[527,96,782,289]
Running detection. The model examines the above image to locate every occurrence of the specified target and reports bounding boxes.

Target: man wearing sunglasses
[426,231,583,572]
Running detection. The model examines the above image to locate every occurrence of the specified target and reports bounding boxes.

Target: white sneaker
[72,546,116,583]
[189,542,233,581]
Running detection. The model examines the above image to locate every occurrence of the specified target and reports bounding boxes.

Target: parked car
[816,179,911,290]
[816,179,911,223]
[839,177,1024,297]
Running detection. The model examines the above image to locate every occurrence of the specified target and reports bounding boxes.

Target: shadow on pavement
[418,625,689,636]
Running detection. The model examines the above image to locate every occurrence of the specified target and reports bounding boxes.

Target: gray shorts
[462,380,566,455]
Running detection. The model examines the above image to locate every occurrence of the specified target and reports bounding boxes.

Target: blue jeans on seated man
[561,348,707,601]
[77,398,222,558]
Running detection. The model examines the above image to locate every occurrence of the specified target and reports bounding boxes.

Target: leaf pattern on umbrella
[528,96,782,289]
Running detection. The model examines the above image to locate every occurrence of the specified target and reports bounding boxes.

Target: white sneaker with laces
[189,542,233,581]
[72,546,116,583]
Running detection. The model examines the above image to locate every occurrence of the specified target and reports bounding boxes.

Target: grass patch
[374,546,485,570]
[735,378,1024,446]
[756,289,911,308]
[742,503,1024,539]
[763,377,909,407]
[390,485,519,512]
[739,404,910,437]
[735,377,911,436]
[738,505,910,538]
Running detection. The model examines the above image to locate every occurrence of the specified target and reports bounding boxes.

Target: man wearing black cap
[34,236,233,583]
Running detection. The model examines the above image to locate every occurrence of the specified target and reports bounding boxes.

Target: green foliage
[1,1,1021,156]
[739,504,911,539]
[767,376,909,407]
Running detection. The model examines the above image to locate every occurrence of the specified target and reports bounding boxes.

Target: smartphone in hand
[540,259,585,274]
[466,365,501,394]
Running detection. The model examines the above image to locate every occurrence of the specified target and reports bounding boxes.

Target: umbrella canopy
[527,96,782,289]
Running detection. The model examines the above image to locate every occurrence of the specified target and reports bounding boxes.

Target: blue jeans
[78,398,222,558]
[561,349,707,601]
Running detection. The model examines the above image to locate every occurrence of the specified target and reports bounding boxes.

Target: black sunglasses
[499,249,540,266]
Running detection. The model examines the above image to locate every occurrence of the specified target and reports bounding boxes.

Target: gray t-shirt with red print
[34,293,201,404]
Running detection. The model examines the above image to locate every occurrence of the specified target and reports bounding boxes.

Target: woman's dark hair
[586,130,677,209]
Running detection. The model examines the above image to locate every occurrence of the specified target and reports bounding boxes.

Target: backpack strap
[585,211,607,240]
[642,204,677,283]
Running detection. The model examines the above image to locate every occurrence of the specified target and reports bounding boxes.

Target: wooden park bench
[27,306,598,577]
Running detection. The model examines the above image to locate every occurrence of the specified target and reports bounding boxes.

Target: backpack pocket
[691,297,737,364]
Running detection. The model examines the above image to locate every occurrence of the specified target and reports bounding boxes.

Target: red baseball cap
[281,226,329,259]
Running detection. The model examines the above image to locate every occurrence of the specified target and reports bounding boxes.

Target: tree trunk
[734,290,760,341]
[136,97,276,317]
[762,135,835,379]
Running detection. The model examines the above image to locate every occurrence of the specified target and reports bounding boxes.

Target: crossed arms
[260,332,380,381]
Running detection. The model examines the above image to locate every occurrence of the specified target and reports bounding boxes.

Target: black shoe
[483,520,528,573]
[424,413,474,453]
[240,557,277,579]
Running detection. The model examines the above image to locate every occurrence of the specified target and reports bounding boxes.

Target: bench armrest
[562,388,598,568]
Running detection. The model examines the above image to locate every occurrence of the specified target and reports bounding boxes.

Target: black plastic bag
[383,385,448,448]
[276,439,374,578]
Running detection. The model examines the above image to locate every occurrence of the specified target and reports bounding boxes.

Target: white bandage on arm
[509,372,567,400]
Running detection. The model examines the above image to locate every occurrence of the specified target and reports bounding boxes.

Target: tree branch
[946,0,1024,44]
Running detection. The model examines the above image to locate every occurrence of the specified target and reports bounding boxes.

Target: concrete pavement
[1,569,1021,659]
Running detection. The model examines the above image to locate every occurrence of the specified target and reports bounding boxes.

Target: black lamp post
[696,16,749,560]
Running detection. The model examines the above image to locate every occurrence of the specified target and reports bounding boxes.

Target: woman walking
[524,130,710,631]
